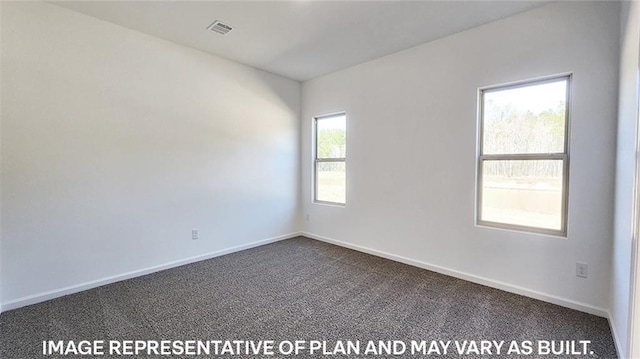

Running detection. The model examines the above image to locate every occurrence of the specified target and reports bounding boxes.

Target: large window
[314,113,346,205]
[477,75,570,236]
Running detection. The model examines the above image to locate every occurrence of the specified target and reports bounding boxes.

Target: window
[314,113,346,205]
[477,75,570,236]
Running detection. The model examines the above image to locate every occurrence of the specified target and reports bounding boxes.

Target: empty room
[1,0,639,358]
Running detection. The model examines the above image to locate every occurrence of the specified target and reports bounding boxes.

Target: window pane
[317,114,346,159]
[482,79,567,155]
[481,160,563,231]
[316,161,346,204]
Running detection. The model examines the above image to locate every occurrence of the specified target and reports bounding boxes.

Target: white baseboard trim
[1,232,301,312]
[607,310,626,359]
[302,231,608,318]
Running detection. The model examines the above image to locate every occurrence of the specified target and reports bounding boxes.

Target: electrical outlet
[192,229,199,240]
[576,262,588,278]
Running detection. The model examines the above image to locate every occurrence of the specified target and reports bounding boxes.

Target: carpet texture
[0,236,618,358]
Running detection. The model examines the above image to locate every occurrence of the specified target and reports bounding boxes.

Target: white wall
[0,2,300,306]
[613,1,640,357]
[302,1,619,315]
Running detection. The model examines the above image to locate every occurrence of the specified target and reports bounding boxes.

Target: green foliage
[539,103,566,139]
[318,129,346,158]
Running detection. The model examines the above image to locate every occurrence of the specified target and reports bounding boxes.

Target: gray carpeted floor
[0,236,617,358]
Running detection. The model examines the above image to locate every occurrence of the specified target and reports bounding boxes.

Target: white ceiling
[52,1,550,82]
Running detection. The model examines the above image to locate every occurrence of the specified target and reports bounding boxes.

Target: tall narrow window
[477,75,570,236]
[314,113,346,205]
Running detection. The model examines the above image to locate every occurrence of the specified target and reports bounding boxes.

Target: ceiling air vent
[207,20,233,35]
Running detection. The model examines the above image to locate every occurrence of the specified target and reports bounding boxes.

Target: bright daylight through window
[478,76,570,236]
[314,113,346,205]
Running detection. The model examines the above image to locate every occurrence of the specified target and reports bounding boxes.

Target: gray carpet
[0,236,617,358]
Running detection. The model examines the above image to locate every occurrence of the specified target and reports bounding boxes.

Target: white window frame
[476,74,571,237]
[314,112,346,206]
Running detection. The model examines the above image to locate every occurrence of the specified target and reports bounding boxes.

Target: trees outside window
[478,76,570,236]
[315,113,346,205]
